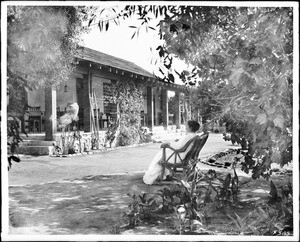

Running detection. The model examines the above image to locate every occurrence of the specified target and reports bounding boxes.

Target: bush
[117,126,140,146]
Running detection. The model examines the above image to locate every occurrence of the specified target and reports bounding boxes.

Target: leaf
[180,180,191,190]
[129,26,137,28]
[173,196,181,204]
[11,156,21,163]
[223,173,231,189]
[229,68,243,86]
[192,219,203,226]
[249,58,262,65]
[234,212,244,227]
[236,15,248,25]
[227,213,242,229]
[158,48,165,57]
[269,180,279,199]
[88,18,93,27]
[249,225,261,235]
[266,106,276,115]
[235,57,247,67]
[273,115,284,129]
[131,31,136,39]
[255,113,267,125]
[258,14,269,23]
[271,152,282,164]
[168,73,175,83]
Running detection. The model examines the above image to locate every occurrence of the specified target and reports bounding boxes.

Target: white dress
[143,132,197,185]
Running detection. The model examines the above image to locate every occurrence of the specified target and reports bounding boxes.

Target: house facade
[24,47,191,145]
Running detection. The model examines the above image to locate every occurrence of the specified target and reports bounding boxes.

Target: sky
[81,5,188,84]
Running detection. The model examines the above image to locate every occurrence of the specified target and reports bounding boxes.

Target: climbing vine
[104,79,144,147]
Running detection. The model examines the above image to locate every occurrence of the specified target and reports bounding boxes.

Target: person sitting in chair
[143,120,201,185]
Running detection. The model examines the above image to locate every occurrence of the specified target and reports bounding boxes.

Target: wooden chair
[159,133,209,180]
[24,106,43,133]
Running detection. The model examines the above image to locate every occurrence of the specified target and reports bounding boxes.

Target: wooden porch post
[187,92,192,120]
[83,64,92,132]
[44,86,57,141]
[183,92,192,123]
[146,86,154,131]
[174,91,181,129]
[161,89,168,130]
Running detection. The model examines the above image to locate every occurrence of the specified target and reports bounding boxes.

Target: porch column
[83,65,92,132]
[183,93,191,123]
[174,91,181,129]
[44,86,57,141]
[146,86,154,131]
[187,92,192,120]
[161,89,168,130]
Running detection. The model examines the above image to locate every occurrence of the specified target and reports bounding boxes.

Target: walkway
[8,133,238,186]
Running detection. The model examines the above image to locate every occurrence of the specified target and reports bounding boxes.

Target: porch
[17,47,193,155]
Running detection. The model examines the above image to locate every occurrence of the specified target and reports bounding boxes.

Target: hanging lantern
[64,83,69,92]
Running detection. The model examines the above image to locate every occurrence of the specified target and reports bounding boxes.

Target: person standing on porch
[143,120,201,185]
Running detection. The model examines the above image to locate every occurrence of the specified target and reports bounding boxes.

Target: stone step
[17,146,54,156]
[20,134,47,141]
[20,140,56,146]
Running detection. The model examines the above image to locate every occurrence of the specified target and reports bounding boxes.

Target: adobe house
[21,47,191,154]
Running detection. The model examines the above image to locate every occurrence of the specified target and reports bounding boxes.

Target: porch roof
[75,46,155,78]
[75,46,190,92]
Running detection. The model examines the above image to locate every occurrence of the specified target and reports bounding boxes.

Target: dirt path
[7,133,293,236]
[9,171,292,235]
[8,133,238,186]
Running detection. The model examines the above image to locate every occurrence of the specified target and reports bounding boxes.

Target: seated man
[143,120,201,185]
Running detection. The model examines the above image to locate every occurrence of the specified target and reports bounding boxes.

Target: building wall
[56,73,82,112]
[25,60,184,135]
[92,76,111,113]
[27,87,45,110]
[27,73,80,112]
[153,87,162,126]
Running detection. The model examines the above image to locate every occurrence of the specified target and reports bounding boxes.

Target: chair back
[182,132,209,164]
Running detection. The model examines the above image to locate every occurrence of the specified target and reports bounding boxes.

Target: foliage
[157,6,293,179]
[7,118,22,170]
[104,80,144,147]
[123,192,160,227]
[227,180,293,235]
[227,211,257,235]
[56,103,83,155]
[121,155,247,234]
[173,205,203,235]
[91,5,294,180]
[138,128,154,143]
[7,6,92,89]
[267,180,293,234]
[120,147,293,235]
[156,184,189,213]
[122,167,293,235]
[189,83,223,125]
[6,75,27,169]
[105,120,118,147]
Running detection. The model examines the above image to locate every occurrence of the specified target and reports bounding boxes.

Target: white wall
[56,73,81,111]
